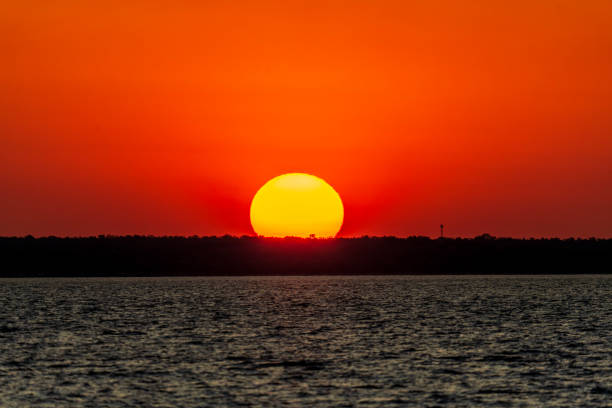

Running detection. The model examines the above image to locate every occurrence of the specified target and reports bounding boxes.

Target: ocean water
[0,276,611,407]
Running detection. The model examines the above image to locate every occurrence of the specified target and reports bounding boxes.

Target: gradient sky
[2,0,611,237]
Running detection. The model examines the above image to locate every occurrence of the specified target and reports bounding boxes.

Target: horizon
[4,234,611,240]
[3,233,610,279]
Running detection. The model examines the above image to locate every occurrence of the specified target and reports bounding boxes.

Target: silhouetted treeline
[0,235,610,277]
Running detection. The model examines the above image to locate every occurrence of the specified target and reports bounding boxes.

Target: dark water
[1,276,611,407]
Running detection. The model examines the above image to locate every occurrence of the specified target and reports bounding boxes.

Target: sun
[250,173,344,238]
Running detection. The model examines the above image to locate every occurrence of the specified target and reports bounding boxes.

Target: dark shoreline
[1,236,610,277]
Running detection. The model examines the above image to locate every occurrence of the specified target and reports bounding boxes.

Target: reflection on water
[0,276,611,407]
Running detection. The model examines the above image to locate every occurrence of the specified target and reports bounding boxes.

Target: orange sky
[2,0,611,237]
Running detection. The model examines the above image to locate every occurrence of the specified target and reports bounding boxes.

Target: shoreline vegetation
[1,235,610,277]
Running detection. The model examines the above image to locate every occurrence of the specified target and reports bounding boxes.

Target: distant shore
[1,235,610,277]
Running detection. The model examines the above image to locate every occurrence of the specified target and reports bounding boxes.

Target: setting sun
[250,173,344,238]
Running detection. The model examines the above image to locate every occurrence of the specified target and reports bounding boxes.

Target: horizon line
[1,234,610,241]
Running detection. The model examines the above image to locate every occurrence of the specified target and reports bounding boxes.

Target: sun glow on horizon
[250,173,344,238]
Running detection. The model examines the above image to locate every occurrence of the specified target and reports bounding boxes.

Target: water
[0,276,611,407]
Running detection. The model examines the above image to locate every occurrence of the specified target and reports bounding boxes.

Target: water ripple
[0,275,611,407]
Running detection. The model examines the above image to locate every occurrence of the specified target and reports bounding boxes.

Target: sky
[1,0,611,237]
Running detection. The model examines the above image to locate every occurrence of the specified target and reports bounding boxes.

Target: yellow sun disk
[250,173,344,238]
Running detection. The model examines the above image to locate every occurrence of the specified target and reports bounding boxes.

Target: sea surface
[0,276,611,407]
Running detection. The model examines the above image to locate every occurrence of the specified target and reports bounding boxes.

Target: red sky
[2,0,611,237]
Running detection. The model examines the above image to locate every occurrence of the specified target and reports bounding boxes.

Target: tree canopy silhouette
[0,235,610,277]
